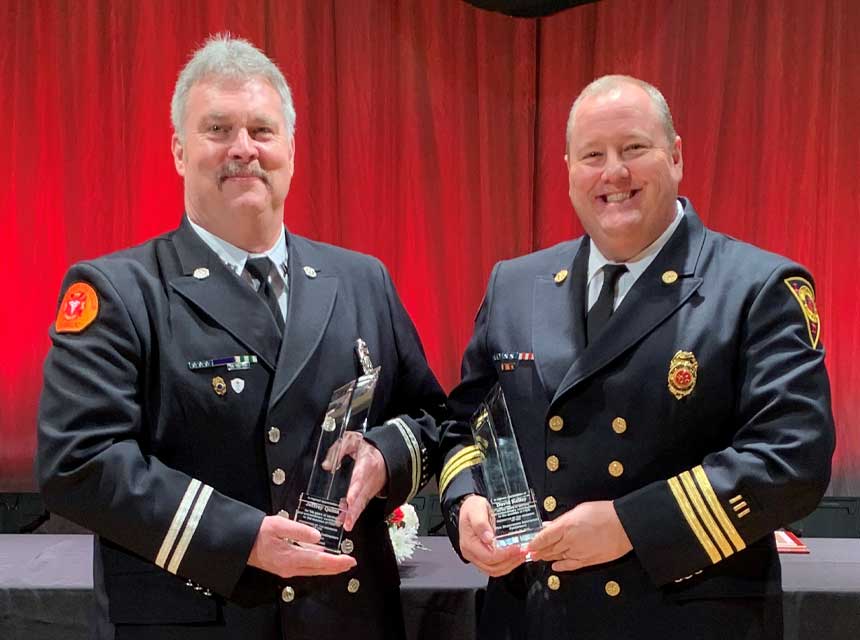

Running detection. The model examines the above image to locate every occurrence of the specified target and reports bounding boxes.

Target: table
[1,535,858,639]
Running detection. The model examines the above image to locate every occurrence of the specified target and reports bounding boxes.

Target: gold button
[277,509,289,518]
[272,468,286,485]
[608,461,624,477]
[547,574,560,590]
[543,496,557,512]
[611,417,627,434]
[662,270,678,284]
[347,578,360,594]
[554,269,569,284]
[268,427,281,443]
[605,580,621,597]
[340,539,354,554]
[281,586,295,602]
[546,455,560,472]
[548,416,564,431]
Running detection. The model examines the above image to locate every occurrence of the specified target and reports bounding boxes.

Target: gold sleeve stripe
[732,501,748,511]
[729,495,743,504]
[388,418,421,501]
[668,476,721,564]
[679,471,734,558]
[692,465,746,552]
[439,447,483,496]
[439,450,483,494]
[737,508,751,518]
[156,479,202,569]
[438,454,482,496]
[440,446,480,487]
[167,484,213,574]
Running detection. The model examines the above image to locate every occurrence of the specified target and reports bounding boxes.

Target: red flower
[389,507,404,525]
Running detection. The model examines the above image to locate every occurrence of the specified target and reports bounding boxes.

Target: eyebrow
[199,113,279,128]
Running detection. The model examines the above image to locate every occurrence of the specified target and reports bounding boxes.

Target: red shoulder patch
[55,282,99,333]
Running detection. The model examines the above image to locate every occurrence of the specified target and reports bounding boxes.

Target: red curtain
[1,0,857,495]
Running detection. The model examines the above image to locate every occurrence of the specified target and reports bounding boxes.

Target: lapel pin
[661,270,678,284]
[668,350,697,399]
[193,267,210,280]
[303,266,317,278]
[212,376,227,396]
[554,269,569,284]
[230,378,245,394]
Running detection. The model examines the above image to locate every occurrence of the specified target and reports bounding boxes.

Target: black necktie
[586,264,628,344]
[245,257,285,334]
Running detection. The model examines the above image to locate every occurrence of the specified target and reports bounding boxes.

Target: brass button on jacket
[268,426,281,443]
[281,586,295,602]
[272,468,286,485]
[611,417,627,434]
[548,415,564,431]
[605,580,621,597]
[546,455,560,472]
[347,578,360,593]
[547,575,561,590]
[543,496,557,512]
[608,461,624,477]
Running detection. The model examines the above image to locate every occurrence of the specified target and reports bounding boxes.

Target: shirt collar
[588,199,685,284]
[188,218,288,280]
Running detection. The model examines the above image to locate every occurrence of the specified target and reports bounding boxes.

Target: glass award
[294,340,380,553]
[471,383,543,548]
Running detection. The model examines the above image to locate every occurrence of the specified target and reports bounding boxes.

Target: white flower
[387,503,426,564]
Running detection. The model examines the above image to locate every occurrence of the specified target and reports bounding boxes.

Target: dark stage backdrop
[1,0,857,495]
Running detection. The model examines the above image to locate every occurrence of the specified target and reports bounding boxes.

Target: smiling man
[38,35,445,640]
[438,75,835,640]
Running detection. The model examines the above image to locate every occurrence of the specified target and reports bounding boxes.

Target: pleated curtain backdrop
[1,0,857,494]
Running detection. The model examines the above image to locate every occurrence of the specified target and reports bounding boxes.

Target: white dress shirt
[586,200,685,312]
[188,219,289,322]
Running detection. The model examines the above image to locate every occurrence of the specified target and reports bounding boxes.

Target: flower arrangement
[386,503,426,563]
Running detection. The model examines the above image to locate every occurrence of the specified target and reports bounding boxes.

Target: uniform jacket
[438,199,834,640]
[38,216,446,640]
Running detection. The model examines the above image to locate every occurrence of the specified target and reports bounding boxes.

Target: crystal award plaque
[294,340,380,553]
[471,383,543,548]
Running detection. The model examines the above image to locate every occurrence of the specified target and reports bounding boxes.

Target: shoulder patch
[783,277,820,348]
[55,282,99,333]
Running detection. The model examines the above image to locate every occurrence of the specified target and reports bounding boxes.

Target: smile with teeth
[600,190,640,203]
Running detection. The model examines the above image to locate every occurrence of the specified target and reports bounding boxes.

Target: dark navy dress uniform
[38,216,446,640]
[439,199,835,640]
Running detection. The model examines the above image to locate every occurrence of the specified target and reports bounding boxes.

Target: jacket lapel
[551,200,707,406]
[269,233,338,409]
[168,217,281,370]
[533,239,588,401]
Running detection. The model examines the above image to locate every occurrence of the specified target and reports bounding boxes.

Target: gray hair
[170,33,296,141]
[565,75,676,152]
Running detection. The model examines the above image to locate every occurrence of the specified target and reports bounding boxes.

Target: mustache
[217,162,270,187]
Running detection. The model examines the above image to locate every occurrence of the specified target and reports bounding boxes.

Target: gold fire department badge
[668,351,698,399]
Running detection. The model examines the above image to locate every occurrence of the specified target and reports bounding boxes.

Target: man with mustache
[438,75,834,639]
[38,35,445,640]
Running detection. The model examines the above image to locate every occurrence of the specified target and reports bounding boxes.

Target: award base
[295,494,348,554]
[491,490,543,548]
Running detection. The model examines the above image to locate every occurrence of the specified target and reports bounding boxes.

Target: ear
[171,134,186,177]
[670,136,683,182]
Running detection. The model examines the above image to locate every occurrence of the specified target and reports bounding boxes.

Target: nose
[601,152,630,183]
[228,128,258,163]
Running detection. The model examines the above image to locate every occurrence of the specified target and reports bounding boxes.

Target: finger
[321,437,343,472]
[286,548,357,576]
[471,549,527,577]
[529,540,569,562]
[527,524,564,553]
[275,519,323,545]
[464,537,525,566]
[551,558,585,573]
